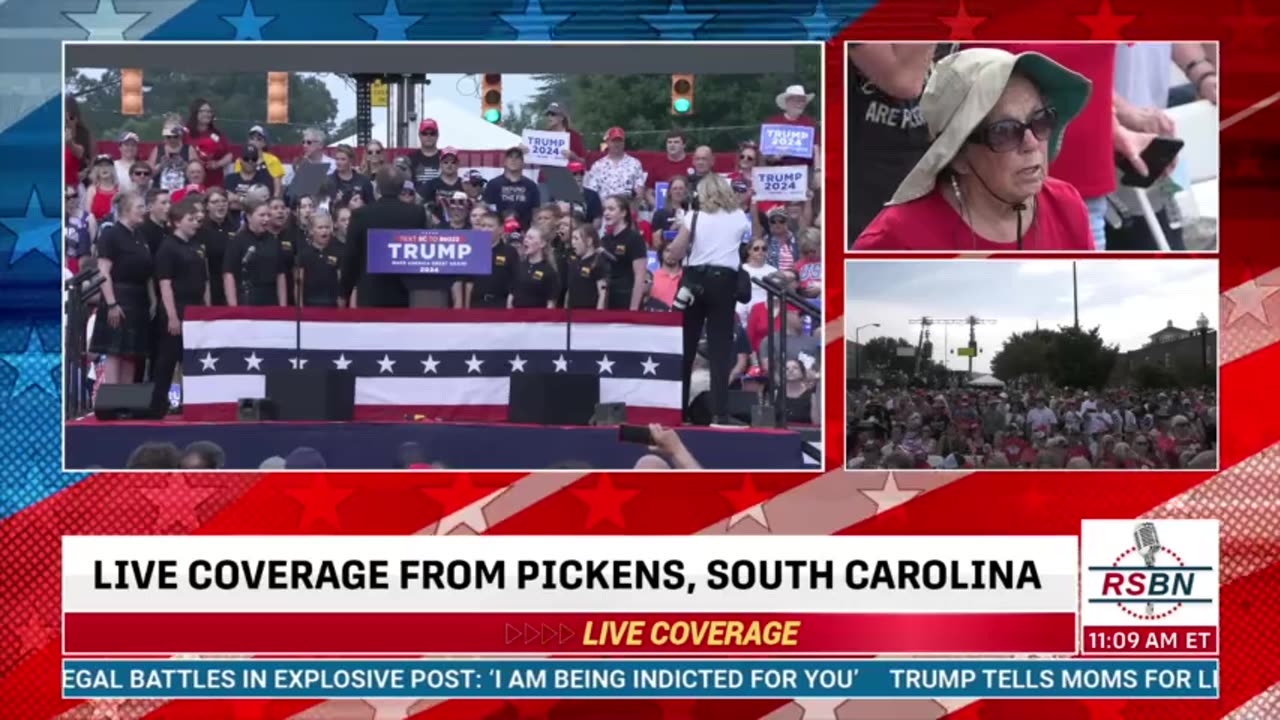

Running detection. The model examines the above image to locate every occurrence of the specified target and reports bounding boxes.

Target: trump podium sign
[367,229,493,275]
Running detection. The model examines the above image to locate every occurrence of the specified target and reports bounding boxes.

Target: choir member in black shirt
[88,191,153,389]
[295,211,346,308]
[151,197,210,411]
[466,212,520,309]
[510,227,560,309]
[200,187,237,305]
[269,196,302,304]
[566,225,609,310]
[138,188,171,256]
[223,197,287,307]
[600,194,648,310]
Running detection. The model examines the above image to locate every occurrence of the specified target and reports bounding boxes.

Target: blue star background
[0,0,867,517]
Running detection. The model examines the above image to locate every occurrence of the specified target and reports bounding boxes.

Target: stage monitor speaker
[590,402,627,426]
[237,397,276,421]
[508,373,599,425]
[94,383,166,421]
[265,369,355,421]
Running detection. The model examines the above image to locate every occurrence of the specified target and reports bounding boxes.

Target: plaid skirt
[88,284,151,357]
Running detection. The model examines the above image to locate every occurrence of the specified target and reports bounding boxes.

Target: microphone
[1134,522,1161,615]
[240,244,257,300]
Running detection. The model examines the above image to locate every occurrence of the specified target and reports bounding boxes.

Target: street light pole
[1195,313,1210,386]
[854,323,880,382]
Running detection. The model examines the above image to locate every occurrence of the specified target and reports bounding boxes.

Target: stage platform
[65,418,809,470]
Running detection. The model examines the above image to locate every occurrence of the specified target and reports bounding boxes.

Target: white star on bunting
[640,356,659,376]
[596,355,615,375]
[333,353,352,370]
[552,354,569,372]
[243,352,262,371]
[377,354,397,374]
[288,356,308,369]
[465,354,485,374]
[198,353,218,371]
[508,354,528,373]
[420,355,440,374]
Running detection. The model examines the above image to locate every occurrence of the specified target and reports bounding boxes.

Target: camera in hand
[672,265,706,311]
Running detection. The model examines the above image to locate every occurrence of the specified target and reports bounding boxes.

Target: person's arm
[86,215,99,250]
[801,191,815,230]
[848,43,937,100]
[202,280,210,307]
[648,424,702,470]
[159,278,180,336]
[222,272,238,306]
[629,256,645,311]
[340,214,363,301]
[596,279,608,310]
[507,292,514,309]
[276,273,287,307]
[1173,43,1218,104]
[729,351,748,384]
[1114,92,1175,136]
[84,185,97,212]
[295,266,305,308]
[147,146,158,167]
[464,280,474,309]
[96,257,125,328]
[666,220,691,261]
[451,280,464,308]
[1113,114,1158,178]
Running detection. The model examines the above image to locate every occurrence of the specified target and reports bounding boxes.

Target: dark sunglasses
[133,170,151,177]
[367,148,383,155]
[420,130,437,136]
[969,107,1057,153]
[66,192,79,200]
[769,217,788,224]
[739,153,757,161]
[749,245,765,251]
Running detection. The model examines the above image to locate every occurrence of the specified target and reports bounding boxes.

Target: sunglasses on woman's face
[769,217,788,225]
[969,107,1057,153]
[749,245,765,252]
[368,148,383,155]
[740,153,757,161]
[133,170,151,177]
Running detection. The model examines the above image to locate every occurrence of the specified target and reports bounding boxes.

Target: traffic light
[121,69,143,116]
[267,72,289,124]
[671,74,694,115]
[481,74,502,123]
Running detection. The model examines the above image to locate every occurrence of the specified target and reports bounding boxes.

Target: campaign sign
[654,181,670,210]
[753,166,809,202]
[367,229,492,276]
[521,129,570,167]
[760,124,815,159]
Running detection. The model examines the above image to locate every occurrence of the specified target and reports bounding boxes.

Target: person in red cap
[567,161,603,226]
[585,126,645,200]
[422,146,465,224]
[185,98,232,190]
[408,118,443,195]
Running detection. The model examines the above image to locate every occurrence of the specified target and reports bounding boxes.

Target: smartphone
[618,424,654,445]
[1115,137,1184,188]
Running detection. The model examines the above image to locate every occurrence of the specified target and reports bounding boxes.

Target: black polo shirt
[298,242,345,306]
[602,227,647,287]
[154,233,208,317]
[223,228,286,300]
[97,222,153,287]
[511,259,560,308]
[469,241,520,308]
[566,253,610,309]
[138,216,168,257]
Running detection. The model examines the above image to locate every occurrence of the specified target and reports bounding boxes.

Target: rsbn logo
[1087,521,1215,621]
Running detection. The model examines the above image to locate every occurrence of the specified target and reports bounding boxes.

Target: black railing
[64,265,103,421]
[753,276,821,429]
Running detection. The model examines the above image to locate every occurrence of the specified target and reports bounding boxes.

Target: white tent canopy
[967,374,1006,388]
[329,98,523,151]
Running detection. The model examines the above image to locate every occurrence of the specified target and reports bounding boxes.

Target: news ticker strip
[62,521,1218,657]
[62,659,1221,700]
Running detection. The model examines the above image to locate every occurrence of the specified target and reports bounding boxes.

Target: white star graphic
[860,472,920,514]
[640,356,659,376]
[508,354,528,373]
[727,504,769,530]
[243,352,262,371]
[377,354,397,374]
[65,0,148,40]
[794,699,852,719]
[1223,276,1280,327]
[333,353,352,370]
[596,354,615,375]
[288,356,308,369]
[465,354,485,374]
[420,355,440,374]
[435,489,508,535]
[366,698,420,719]
[198,352,218,372]
[552,354,569,373]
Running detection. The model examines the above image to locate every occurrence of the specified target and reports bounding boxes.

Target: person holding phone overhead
[854,48,1095,251]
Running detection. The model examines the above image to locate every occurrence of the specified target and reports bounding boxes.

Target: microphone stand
[564,201,576,355]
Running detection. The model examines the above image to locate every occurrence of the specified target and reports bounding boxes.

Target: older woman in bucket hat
[854,48,1095,251]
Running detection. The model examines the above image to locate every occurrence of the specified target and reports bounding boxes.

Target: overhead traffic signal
[481,74,502,123]
[267,72,289,124]
[671,74,694,115]
[121,69,143,116]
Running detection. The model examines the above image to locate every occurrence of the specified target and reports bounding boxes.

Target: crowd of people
[847,386,1216,470]
[64,85,824,427]
[847,42,1218,251]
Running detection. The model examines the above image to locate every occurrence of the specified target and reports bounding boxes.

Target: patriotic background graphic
[1,0,1278,718]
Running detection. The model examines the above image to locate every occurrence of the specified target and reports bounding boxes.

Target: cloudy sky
[845,260,1219,374]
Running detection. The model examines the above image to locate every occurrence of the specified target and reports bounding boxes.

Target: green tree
[1133,362,1181,390]
[64,69,340,149]
[1048,326,1119,390]
[516,47,820,152]
[499,101,541,136]
[861,336,911,372]
[991,328,1056,383]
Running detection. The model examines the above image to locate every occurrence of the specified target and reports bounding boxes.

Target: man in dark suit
[343,166,451,307]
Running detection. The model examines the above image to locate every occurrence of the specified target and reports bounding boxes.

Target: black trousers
[150,324,183,413]
[680,267,737,422]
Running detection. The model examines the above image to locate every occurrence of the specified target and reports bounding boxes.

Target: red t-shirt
[188,128,231,189]
[854,177,1094,251]
[763,114,818,166]
[646,154,694,189]
[1001,437,1030,465]
[747,302,783,353]
[795,258,821,292]
[567,129,585,161]
[968,43,1117,199]
[65,146,81,187]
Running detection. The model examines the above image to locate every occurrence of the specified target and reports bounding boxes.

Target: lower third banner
[62,659,1219,700]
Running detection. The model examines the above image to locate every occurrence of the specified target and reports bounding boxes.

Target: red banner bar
[1082,626,1218,654]
[65,612,1077,655]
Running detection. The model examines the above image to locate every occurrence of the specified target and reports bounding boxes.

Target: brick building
[1110,316,1217,386]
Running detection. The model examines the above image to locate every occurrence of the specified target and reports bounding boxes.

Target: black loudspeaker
[94,383,166,421]
[590,402,627,426]
[508,373,599,425]
[237,397,276,421]
[265,369,356,421]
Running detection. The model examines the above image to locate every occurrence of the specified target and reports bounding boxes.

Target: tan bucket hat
[889,48,1093,205]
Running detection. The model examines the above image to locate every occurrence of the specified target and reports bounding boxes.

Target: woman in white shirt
[737,237,778,325]
[667,173,751,425]
[114,132,143,194]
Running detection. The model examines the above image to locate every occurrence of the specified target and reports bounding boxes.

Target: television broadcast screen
[0,3,1270,718]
